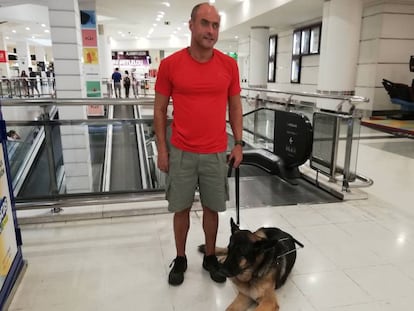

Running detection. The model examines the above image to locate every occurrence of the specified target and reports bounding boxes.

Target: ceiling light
[25,27,30,31]
[12,30,16,33]
[162,2,170,7]
[44,29,50,33]
[41,23,46,27]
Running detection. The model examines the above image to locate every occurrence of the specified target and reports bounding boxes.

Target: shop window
[290,23,321,83]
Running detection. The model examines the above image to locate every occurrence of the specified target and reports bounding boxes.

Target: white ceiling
[0,0,326,49]
[1,0,413,51]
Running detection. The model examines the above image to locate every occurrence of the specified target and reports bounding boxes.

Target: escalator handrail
[102,105,114,191]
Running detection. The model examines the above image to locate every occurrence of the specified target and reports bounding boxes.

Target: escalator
[109,105,142,191]
[18,124,63,197]
[13,104,340,208]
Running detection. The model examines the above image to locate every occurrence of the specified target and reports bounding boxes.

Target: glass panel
[301,29,310,54]
[267,35,277,82]
[3,101,163,201]
[310,26,321,54]
[242,109,275,151]
[290,58,300,83]
[292,31,301,55]
[310,113,337,176]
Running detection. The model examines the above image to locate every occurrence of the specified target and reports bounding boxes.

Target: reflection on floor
[7,128,414,311]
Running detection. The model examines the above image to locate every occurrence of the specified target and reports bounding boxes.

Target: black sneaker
[202,255,226,283]
[168,256,187,286]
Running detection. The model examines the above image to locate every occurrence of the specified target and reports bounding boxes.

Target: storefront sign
[0,51,6,63]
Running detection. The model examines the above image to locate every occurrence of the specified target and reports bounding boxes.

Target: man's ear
[230,217,239,234]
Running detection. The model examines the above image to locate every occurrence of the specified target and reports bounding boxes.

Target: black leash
[227,159,240,225]
[274,237,304,260]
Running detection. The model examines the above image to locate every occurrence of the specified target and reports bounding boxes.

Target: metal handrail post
[329,116,341,182]
[342,117,355,191]
[41,108,59,196]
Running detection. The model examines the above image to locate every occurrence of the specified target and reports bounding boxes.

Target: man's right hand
[157,151,169,173]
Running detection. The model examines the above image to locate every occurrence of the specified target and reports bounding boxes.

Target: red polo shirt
[155,48,241,153]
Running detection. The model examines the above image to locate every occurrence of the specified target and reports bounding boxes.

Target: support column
[248,26,269,88]
[48,0,93,194]
[0,33,10,78]
[98,24,112,80]
[316,0,363,110]
[16,41,31,74]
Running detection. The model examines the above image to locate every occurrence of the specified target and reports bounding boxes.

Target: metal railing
[1,88,373,212]
[0,77,55,98]
[240,86,373,191]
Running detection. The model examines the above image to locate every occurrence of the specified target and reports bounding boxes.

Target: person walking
[20,70,29,97]
[28,67,40,97]
[153,2,243,286]
[123,70,131,98]
[111,67,122,98]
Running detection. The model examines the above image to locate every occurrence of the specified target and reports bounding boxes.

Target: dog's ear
[230,217,240,234]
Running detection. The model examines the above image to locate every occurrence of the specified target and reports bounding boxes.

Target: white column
[98,24,113,80]
[0,33,10,77]
[16,41,31,73]
[316,0,363,110]
[248,26,269,88]
[34,46,46,65]
[48,0,92,193]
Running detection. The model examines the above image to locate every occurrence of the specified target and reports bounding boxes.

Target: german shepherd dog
[199,218,303,311]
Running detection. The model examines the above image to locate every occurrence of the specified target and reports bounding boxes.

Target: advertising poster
[86,81,104,116]
[82,29,97,47]
[0,144,18,290]
[83,48,99,65]
[86,81,101,98]
[80,10,96,29]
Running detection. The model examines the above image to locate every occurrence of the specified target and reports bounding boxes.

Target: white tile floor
[6,130,414,311]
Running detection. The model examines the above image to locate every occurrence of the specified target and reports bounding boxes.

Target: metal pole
[342,117,354,191]
[42,109,59,197]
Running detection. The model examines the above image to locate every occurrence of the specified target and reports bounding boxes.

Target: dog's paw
[198,244,206,254]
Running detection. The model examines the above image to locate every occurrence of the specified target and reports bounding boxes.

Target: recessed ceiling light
[12,30,16,33]
[162,2,170,7]
[25,27,30,31]
[41,23,46,27]
[44,29,50,33]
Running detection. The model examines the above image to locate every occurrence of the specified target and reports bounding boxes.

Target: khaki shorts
[166,145,229,213]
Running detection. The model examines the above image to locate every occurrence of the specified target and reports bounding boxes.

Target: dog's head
[220,218,271,280]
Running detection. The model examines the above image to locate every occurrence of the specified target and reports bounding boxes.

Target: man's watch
[234,140,245,147]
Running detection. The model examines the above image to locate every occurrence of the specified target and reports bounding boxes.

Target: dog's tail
[198,244,206,254]
[198,244,228,256]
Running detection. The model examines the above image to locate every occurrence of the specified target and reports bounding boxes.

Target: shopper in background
[153,2,243,286]
[111,67,122,98]
[28,67,40,97]
[20,70,29,97]
[123,70,131,98]
[131,73,138,98]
